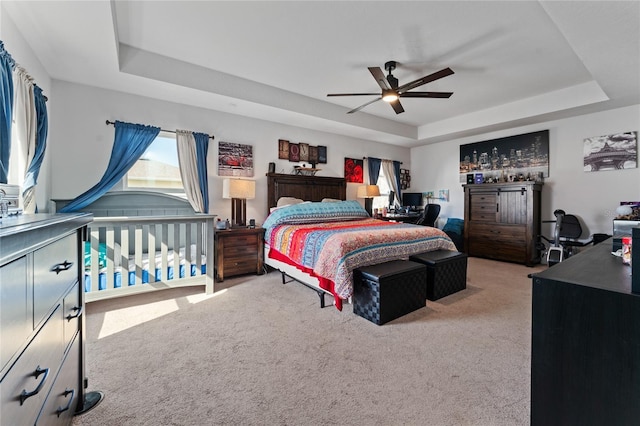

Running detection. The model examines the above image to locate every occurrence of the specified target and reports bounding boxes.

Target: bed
[53,191,216,302]
[264,173,456,310]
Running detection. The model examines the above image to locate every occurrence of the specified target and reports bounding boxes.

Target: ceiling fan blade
[390,100,405,114]
[327,93,381,97]
[396,67,454,94]
[400,91,453,98]
[368,67,391,90]
[347,97,382,114]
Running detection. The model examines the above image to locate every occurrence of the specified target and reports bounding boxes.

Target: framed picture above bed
[344,157,364,183]
[278,139,289,159]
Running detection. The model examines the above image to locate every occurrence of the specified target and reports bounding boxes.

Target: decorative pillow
[263,200,369,229]
[277,197,305,207]
[443,218,464,235]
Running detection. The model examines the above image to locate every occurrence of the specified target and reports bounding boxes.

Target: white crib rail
[84,214,216,302]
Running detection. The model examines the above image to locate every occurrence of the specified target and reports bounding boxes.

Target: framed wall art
[289,143,300,162]
[459,130,549,183]
[299,143,310,162]
[318,146,327,164]
[218,141,254,177]
[278,139,289,159]
[344,157,364,183]
[583,131,637,172]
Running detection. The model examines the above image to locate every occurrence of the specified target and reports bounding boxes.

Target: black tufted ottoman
[409,250,468,301]
[353,260,427,325]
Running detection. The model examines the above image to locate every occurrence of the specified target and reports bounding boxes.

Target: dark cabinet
[0,213,92,426]
[463,181,542,265]
[531,240,640,425]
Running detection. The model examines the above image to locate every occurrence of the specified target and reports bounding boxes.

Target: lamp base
[364,198,373,217]
[231,198,247,227]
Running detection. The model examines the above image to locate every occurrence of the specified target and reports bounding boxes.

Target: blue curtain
[194,132,209,213]
[60,121,160,212]
[22,85,48,211]
[393,160,402,198]
[0,41,15,184]
[367,157,381,185]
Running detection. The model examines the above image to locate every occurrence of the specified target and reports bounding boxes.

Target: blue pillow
[263,200,368,229]
[443,218,464,235]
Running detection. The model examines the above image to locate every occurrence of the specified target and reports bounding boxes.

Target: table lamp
[222,178,256,227]
[357,184,380,216]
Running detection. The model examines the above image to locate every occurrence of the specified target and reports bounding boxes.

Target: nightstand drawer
[224,258,258,275]
[225,244,259,257]
[222,234,258,247]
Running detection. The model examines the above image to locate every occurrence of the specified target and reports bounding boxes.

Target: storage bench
[409,250,467,301]
[353,260,427,325]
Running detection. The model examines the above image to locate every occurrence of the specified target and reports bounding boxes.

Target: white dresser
[1,213,92,425]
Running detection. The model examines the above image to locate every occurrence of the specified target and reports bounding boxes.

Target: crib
[54,191,215,302]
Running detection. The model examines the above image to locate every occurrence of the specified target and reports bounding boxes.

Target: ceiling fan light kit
[327,60,454,114]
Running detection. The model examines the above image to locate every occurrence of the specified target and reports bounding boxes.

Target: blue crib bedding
[84,242,206,292]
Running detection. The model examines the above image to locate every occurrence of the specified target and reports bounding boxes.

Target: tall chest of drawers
[463,182,543,266]
[1,213,93,425]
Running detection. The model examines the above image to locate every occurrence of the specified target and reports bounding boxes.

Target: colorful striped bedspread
[266,218,456,309]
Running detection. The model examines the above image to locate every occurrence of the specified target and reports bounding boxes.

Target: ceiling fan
[327,61,454,114]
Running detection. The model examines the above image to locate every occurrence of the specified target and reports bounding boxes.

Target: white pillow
[277,197,305,207]
[322,198,342,203]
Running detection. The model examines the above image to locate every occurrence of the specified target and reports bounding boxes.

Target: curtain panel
[194,132,210,213]
[382,159,402,206]
[367,157,381,185]
[22,86,48,213]
[176,130,205,213]
[11,66,37,211]
[0,41,15,184]
[60,121,160,213]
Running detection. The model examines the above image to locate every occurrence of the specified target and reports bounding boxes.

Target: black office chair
[540,209,592,266]
[416,204,441,227]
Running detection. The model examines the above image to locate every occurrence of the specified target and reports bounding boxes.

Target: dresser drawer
[469,194,497,222]
[1,256,31,372]
[468,223,527,262]
[469,223,526,240]
[62,283,81,352]
[34,234,77,326]
[35,335,80,426]
[0,306,64,426]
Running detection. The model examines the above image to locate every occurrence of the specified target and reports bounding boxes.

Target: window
[124,132,183,191]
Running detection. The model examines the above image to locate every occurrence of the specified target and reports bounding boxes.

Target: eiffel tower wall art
[583,131,638,172]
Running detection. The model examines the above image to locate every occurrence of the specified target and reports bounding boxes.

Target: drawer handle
[51,260,73,274]
[20,366,50,405]
[56,388,76,417]
[66,305,83,321]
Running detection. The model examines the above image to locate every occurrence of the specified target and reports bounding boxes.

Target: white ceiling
[4,1,640,147]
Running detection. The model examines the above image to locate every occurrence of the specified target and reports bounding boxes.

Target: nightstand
[214,227,265,281]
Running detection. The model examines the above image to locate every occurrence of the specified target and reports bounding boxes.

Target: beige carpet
[73,257,545,426]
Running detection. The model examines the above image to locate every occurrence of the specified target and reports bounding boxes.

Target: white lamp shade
[357,184,381,198]
[222,179,256,199]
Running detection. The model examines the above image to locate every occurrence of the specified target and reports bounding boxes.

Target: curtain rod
[105,120,215,140]
[362,156,403,165]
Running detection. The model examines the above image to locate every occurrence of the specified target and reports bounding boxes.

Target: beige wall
[411,105,640,235]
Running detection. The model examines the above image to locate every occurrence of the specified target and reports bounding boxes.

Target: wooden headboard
[266,173,346,214]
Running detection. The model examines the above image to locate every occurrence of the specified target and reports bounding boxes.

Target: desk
[380,213,422,224]
[531,239,639,425]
